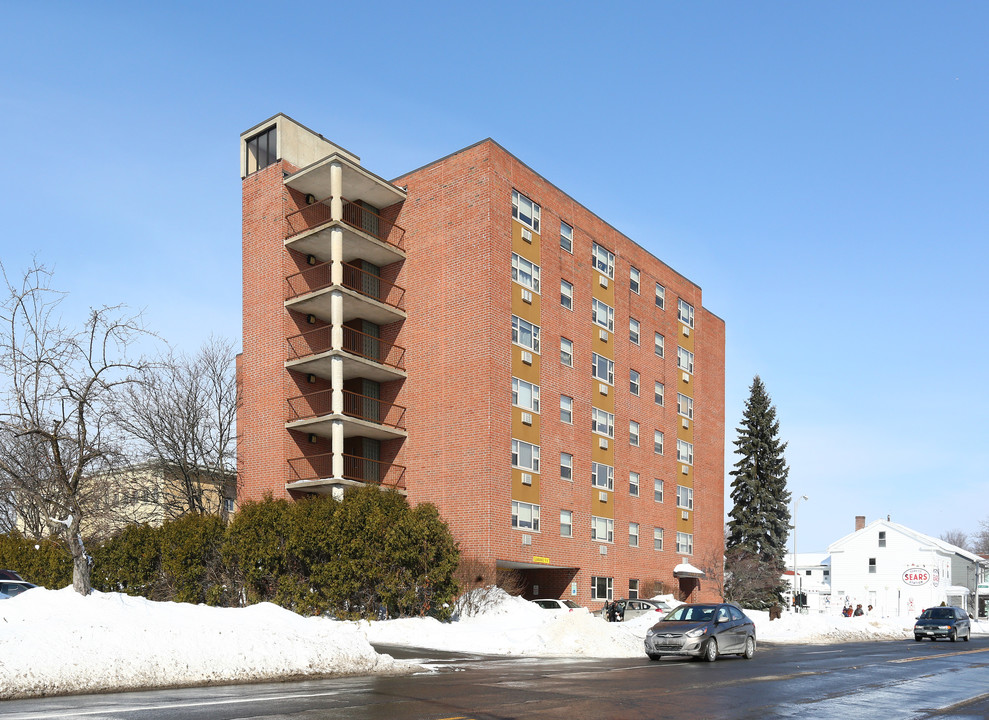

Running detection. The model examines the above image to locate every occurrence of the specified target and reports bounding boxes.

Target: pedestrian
[867,604,873,616]
[853,604,864,617]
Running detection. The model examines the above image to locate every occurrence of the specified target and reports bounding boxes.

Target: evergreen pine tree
[725,376,791,608]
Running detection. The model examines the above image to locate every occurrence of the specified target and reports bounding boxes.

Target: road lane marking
[5,690,346,719]
[891,647,989,664]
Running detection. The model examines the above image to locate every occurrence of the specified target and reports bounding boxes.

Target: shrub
[91,524,162,597]
[0,533,72,588]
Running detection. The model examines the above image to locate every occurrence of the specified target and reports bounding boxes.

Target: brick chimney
[855,515,866,531]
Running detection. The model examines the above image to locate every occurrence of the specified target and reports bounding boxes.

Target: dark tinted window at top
[246,126,277,175]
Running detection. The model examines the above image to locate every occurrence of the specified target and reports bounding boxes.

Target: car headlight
[684,627,708,639]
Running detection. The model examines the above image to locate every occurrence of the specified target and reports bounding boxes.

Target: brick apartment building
[238,114,726,606]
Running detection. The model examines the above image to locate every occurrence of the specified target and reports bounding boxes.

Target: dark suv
[0,570,25,581]
[914,606,971,642]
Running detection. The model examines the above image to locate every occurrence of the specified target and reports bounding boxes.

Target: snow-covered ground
[2,587,987,700]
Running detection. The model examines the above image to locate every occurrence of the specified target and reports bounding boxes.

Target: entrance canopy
[673,562,706,579]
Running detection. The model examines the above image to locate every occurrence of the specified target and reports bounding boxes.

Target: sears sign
[902,567,930,586]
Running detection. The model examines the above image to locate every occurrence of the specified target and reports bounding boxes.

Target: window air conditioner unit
[521,227,532,242]
[599,274,608,288]
[522,534,532,545]
[682,371,690,383]
[682,511,689,520]
[682,326,690,337]
[599,382,608,395]
[522,288,533,304]
[521,472,532,485]
[599,328,609,342]
[599,491,609,503]
[599,544,608,555]
[682,465,689,475]
[599,438,608,449]
[682,418,690,429]
[522,350,533,365]
[521,412,533,426]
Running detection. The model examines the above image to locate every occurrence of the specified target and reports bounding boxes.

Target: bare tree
[0,263,148,594]
[972,521,989,556]
[940,530,970,551]
[118,337,237,519]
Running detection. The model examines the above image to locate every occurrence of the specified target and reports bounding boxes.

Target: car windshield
[664,605,717,622]
[921,608,954,620]
[562,600,580,609]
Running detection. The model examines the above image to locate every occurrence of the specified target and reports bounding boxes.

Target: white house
[827,516,988,617]
[782,552,831,613]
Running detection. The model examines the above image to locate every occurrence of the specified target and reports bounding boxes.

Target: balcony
[284,152,407,212]
[286,452,407,493]
[285,389,407,441]
[285,199,406,267]
[286,325,407,383]
[284,262,406,325]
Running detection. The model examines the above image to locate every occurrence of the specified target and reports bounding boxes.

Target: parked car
[0,569,25,581]
[644,602,756,662]
[531,598,586,613]
[914,606,971,642]
[0,580,38,597]
[596,598,670,621]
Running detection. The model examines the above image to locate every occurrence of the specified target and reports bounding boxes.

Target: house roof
[828,519,988,566]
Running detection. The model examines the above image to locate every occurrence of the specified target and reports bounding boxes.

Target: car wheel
[647,653,662,661]
[950,629,957,642]
[964,629,970,642]
[740,636,755,659]
[703,638,718,663]
[914,636,922,642]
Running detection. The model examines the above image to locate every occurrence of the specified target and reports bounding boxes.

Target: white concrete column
[330,353,344,414]
[331,483,344,502]
[330,161,343,221]
[331,420,345,480]
[330,289,344,351]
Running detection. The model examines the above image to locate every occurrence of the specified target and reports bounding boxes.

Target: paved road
[4,638,989,719]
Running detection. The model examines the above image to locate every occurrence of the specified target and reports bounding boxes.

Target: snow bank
[0,588,411,700]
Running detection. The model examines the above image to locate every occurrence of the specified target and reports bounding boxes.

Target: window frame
[511,189,540,232]
[560,221,573,253]
[676,531,693,555]
[592,298,615,331]
[654,332,665,358]
[511,253,541,293]
[677,392,693,419]
[629,420,640,447]
[560,452,573,482]
[512,377,540,413]
[629,471,640,497]
[511,439,541,472]
[677,439,693,466]
[678,346,695,374]
[630,369,640,396]
[591,462,615,491]
[654,527,664,551]
[654,430,664,455]
[655,382,664,406]
[560,279,573,310]
[560,337,574,367]
[591,353,615,385]
[592,408,615,438]
[560,509,573,538]
[629,317,640,345]
[655,283,666,309]
[592,243,615,279]
[591,576,613,601]
[629,521,640,547]
[511,500,541,531]
[560,395,574,424]
[654,478,664,503]
[678,298,695,328]
[591,515,615,543]
[245,125,277,175]
[630,267,640,294]
[512,315,541,353]
[676,485,694,511]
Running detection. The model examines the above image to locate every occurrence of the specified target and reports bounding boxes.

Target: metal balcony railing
[287,452,407,490]
[286,326,406,370]
[286,389,406,430]
[285,198,405,250]
[284,262,406,311]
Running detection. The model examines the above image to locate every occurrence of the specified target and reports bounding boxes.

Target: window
[592,243,615,279]
[561,510,573,538]
[629,472,640,497]
[245,125,277,175]
[677,485,694,511]
[560,221,573,253]
[626,320,640,349]
[676,532,693,555]
[878,531,886,548]
[591,353,615,384]
[512,316,540,353]
[592,298,615,331]
[560,395,573,424]
[678,346,694,374]
[654,332,665,358]
[511,500,540,531]
[592,408,615,438]
[655,382,665,406]
[511,439,540,472]
[629,522,640,547]
[654,527,664,551]
[224,497,235,513]
[561,337,574,367]
[868,558,877,574]
[512,377,540,412]
[677,392,693,419]
[591,462,614,491]
[630,267,640,294]
[630,369,640,396]
[654,478,664,503]
[591,515,614,542]
[511,253,541,293]
[561,453,573,481]
[678,298,695,328]
[654,430,664,455]
[560,279,573,310]
[823,569,831,578]
[677,439,693,465]
[629,579,639,599]
[591,576,613,601]
[629,420,640,447]
[512,189,540,232]
[655,283,665,309]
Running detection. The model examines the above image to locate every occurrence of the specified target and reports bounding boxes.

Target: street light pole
[793,495,808,612]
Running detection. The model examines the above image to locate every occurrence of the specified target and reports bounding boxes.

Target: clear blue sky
[3,2,987,552]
